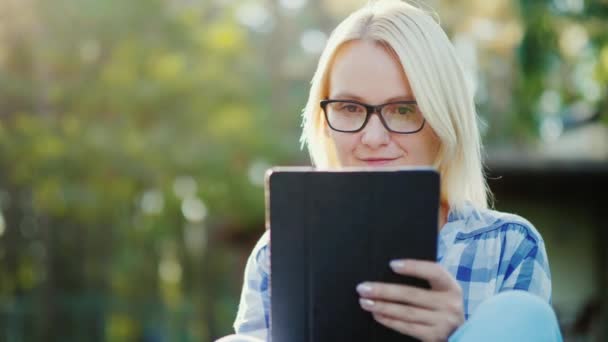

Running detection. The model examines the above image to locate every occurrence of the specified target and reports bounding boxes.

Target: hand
[356,259,464,342]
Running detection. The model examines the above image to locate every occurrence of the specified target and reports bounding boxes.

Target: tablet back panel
[268,168,439,342]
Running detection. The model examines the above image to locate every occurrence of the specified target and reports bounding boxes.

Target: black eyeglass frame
[319,99,426,134]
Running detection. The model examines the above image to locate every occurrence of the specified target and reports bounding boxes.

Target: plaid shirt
[233,203,552,340]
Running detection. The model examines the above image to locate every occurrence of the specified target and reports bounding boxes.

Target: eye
[339,104,363,113]
[346,105,359,112]
[397,105,414,115]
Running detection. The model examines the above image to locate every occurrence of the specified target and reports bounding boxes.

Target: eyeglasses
[320,99,426,134]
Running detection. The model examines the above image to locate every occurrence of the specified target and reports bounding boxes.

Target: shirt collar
[437,201,496,262]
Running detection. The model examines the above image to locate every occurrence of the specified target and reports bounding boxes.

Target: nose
[360,114,390,149]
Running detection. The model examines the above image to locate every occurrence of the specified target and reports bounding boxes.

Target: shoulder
[451,204,544,246]
[452,205,550,271]
[449,204,551,293]
[247,230,270,275]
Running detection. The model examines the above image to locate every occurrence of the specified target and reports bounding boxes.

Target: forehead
[328,39,413,103]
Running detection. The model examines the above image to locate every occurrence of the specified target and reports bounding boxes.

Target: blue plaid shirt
[233,203,552,340]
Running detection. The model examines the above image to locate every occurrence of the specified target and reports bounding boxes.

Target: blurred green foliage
[510,0,608,143]
[0,0,303,340]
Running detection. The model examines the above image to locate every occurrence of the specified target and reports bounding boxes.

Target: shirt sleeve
[498,223,552,303]
[233,230,270,340]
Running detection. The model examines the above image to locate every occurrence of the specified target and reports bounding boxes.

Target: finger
[390,259,460,292]
[359,298,436,324]
[356,282,440,309]
[372,313,435,341]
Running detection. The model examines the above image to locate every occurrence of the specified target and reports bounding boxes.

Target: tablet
[266,167,439,342]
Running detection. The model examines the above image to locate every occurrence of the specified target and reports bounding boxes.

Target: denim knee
[482,290,556,323]
[449,290,562,342]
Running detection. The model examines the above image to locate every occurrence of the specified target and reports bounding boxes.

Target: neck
[438,202,449,231]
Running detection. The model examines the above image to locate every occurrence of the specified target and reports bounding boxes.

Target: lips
[360,157,399,166]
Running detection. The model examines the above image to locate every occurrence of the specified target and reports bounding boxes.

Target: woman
[227,1,562,341]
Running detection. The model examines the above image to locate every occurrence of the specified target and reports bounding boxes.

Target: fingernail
[356,283,373,295]
[359,298,375,308]
[390,259,406,270]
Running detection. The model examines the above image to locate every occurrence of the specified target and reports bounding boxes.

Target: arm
[233,230,270,340]
[498,228,552,302]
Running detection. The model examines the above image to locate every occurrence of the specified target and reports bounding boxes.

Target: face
[326,39,440,167]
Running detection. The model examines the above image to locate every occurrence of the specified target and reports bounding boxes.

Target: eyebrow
[330,93,415,103]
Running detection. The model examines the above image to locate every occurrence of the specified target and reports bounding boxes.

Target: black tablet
[266,167,439,342]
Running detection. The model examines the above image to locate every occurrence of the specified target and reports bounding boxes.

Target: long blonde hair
[299,0,491,210]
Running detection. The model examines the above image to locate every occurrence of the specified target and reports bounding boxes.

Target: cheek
[330,131,358,155]
[425,130,442,159]
[424,135,441,163]
[394,133,440,164]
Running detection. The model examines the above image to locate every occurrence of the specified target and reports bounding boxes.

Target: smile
[360,157,400,166]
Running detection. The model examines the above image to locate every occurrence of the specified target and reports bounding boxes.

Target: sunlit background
[0,0,606,340]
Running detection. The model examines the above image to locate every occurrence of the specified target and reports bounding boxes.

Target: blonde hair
[299,0,491,210]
